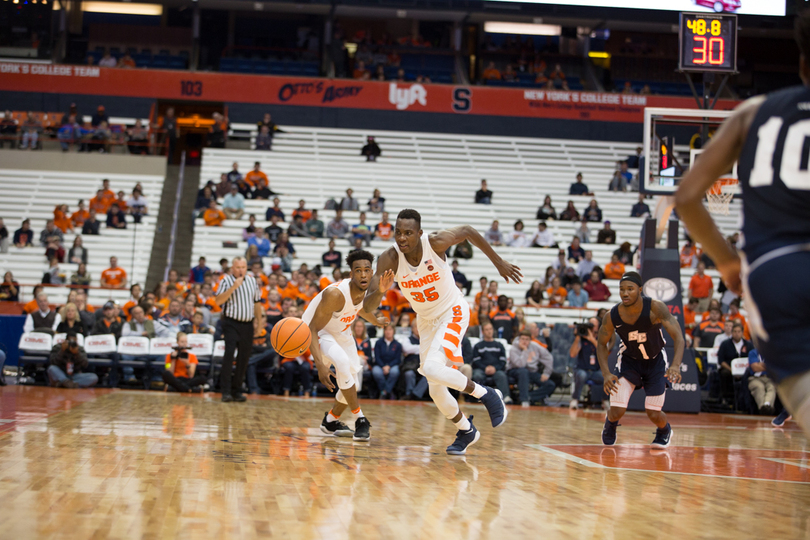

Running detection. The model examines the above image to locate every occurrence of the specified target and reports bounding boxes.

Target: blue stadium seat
[269,61,285,75]
[219,57,237,72]
[152,55,169,69]
[237,59,254,73]
[254,61,271,74]
[168,57,186,70]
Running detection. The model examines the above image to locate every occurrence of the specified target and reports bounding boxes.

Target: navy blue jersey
[738,86,810,262]
[610,297,665,362]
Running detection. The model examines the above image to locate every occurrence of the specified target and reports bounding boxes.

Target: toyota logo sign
[643,277,679,303]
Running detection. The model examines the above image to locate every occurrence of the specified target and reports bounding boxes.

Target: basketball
[270,317,312,358]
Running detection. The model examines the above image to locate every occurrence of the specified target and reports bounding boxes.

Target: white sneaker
[569,399,579,410]
[521,401,530,408]
[503,396,513,404]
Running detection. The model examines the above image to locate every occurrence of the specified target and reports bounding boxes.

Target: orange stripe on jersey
[452,317,462,323]
[443,347,464,366]
[443,333,460,347]
[448,323,462,334]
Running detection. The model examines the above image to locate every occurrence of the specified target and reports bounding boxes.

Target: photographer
[568,318,603,409]
[161,332,207,392]
[47,332,98,388]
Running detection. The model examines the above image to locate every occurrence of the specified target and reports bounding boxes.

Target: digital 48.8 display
[679,12,737,73]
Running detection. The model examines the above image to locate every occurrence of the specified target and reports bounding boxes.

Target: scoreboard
[679,12,738,73]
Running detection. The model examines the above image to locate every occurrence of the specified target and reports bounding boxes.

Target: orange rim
[708,177,738,196]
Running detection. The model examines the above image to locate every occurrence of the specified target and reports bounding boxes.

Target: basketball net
[706,178,738,215]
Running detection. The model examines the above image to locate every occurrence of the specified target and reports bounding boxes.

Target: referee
[215,256,262,402]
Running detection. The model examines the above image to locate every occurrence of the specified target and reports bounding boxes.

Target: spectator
[726,298,750,340]
[374,212,393,241]
[47,332,98,388]
[373,325,402,399]
[584,271,611,301]
[569,319,602,408]
[255,125,273,151]
[485,220,504,246]
[40,220,63,247]
[265,197,285,221]
[122,283,143,320]
[351,212,373,246]
[226,162,242,184]
[596,221,616,244]
[508,330,556,406]
[203,200,226,227]
[367,189,385,213]
[327,210,351,240]
[683,297,699,337]
[87,120,112,152]
[71,200,89,229]
[551,249,568,275]
[13,219,34,247]
[0,110,18,148]
[292,200,312,222]
[181,310,214,335]
[288,215,312,238]
[222,184,245,220]
[157,299,189,337]
[126,119,148,154]
[525,280,544,308]
[490,295,518,342]
[603,254,626,280]
[560,201,581,221]
[280,342,314,397]
[256,113,285,147]
[273,232,295,256]
[45,236,65,263]
[81,210,101,235]
[748,349,776,415]
[688,261,713,312]
[472,323,510,401]
[361,136,381,162]
[630,194,651,218]
[482,61,502,80]
[53,204,73,234]
[475,179,493,204]
[114,191,129,215]
[71,263,91,293]
[546,277,567,308]
[583,200,603,222]
[23,291,60,333]
[714,320,734,349]
[215,173,232,199]
[0,271,19,302]
[247,229,272,258]
[305,209,324,238]
[98,50,117,67]
[56,302,87,335]
[575,250,596,281]
[567,236,585,262]
[680,239,699,268]
[450,260,471,296]
[100,256,127,289]
[244,161,270,190]
[322,239,342,269]
[195,186,216,213]
[504,220,529,247]
[106,204,127,229]
[189,257,211,284]
[68,235,87,264]
[569,173,591,196]
[207,112,228,148]
[264,214,283,242]
[162,332,207,392]
[44,257,64,285]
[339,188,359,211]
[536,195,557,220]
[567,279,589,307]
[717,322,753,405]
[353,60,369,79]
[91,300,123,338]
[529,221,557,248]
[19,111,40,150]
[693,306,725,348]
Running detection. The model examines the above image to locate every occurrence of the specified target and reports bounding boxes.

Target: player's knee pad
[429,382,460,419]
[645,392,665,412]
[610,378,635,409]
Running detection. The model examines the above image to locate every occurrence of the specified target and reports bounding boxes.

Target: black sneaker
[320,412,354,437]
[479,388,508,428]
[221,394,234,403]
[232,393,247,402]
[353,417,371,441]
[602,417,619,446]
[446,416,480,456]
[651,423,673,448]
[772,409,792,427]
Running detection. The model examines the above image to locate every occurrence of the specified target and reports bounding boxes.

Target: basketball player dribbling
[302,250,387,441]
[676,11,810,437]
[597,272,685,448]
[363,209,523,455]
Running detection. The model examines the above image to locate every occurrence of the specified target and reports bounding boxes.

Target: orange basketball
[270,317,312,358]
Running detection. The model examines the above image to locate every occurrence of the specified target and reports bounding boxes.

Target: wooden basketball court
[0,386,807,539]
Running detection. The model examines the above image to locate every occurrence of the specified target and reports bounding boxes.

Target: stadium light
[483,22,562,36]
[52,1,163,15]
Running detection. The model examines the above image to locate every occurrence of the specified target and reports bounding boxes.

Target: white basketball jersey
[394,232,463,320]
[302,279,363,339]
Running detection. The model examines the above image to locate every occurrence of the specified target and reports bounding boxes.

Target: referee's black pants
[221,317,254,396]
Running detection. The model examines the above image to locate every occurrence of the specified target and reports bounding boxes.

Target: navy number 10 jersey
[738,86,810,262]
[610,297,666,362]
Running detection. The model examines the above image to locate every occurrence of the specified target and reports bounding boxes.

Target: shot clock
[679,12,737,73]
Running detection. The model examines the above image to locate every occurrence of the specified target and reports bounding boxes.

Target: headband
[619,272,643,287]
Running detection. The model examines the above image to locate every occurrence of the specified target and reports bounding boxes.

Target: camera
[576,322,594,337]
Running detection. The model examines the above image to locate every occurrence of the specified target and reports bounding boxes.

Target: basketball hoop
[706,178,738,215]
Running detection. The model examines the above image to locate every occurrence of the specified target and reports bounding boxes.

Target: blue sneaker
[446,416,480,455]
[480,388,508,428]
[602,417,619,446]
[772,409,792,427]
[651,423,673,448]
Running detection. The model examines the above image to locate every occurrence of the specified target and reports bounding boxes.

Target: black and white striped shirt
[219,273,261,322]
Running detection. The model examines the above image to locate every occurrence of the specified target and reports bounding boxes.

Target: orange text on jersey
[400,272,441,289]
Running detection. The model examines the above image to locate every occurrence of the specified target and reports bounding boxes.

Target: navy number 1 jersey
[738,86,810,263]
[610,297,665,362]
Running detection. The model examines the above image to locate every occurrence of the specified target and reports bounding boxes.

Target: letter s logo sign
[452,87,471,113]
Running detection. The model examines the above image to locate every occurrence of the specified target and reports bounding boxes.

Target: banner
[0,63,739,123]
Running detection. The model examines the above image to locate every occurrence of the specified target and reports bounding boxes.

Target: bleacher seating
[86,47,188,70]
[219,57,320,77]
[0,168,164,307]
[192,126,739,327]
